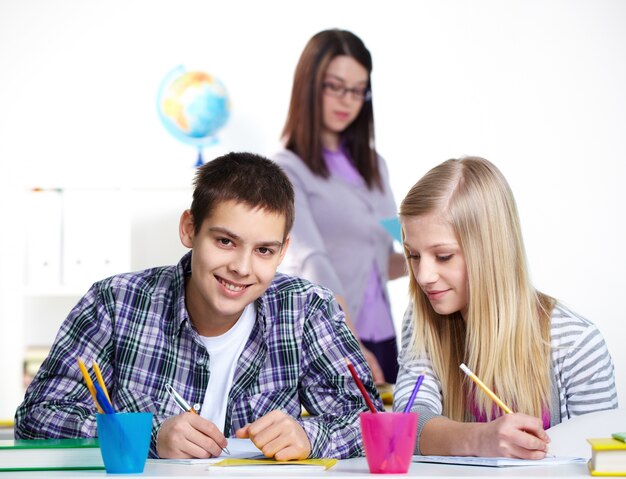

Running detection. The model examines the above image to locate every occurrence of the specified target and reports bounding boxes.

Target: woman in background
[393,156,617,457]
[273,29,406,384]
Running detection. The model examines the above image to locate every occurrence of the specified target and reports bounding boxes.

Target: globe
[157,65,231,166]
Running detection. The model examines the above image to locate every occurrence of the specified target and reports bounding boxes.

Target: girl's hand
[477,413,550,459]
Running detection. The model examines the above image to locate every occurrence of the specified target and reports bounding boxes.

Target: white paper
[151,438,263,465]
[412,454,586,467]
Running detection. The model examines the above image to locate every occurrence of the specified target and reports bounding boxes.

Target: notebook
[209,458,338,471]
[150,437,264,465]
[0,438,104,471]
[413,454,585,467]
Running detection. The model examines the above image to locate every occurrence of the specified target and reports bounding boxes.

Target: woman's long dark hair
[281,29,382,190]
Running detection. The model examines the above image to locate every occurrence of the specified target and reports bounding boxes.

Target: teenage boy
[15,152,382,460]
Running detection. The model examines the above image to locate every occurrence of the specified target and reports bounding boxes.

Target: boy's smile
[180,200,289,336]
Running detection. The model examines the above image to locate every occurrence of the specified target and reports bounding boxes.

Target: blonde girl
[393,157,617,458]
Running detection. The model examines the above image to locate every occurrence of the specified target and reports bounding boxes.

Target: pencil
[77,358,104,414]
[459,363,513,414]
[344,358,377,413]
[92,361,111,404]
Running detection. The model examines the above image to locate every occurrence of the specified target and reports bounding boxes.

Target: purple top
[468,388,550,429]
[324,148,395,342]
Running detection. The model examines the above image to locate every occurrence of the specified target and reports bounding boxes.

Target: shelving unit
[19,186,192,392]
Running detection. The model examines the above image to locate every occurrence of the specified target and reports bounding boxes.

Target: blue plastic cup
[96,412,153,474]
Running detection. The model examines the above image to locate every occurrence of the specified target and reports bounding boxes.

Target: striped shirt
[15,252,382,459]
[393,302,618,454]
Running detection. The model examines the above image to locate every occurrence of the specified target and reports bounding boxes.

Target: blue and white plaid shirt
[15,252,382,458]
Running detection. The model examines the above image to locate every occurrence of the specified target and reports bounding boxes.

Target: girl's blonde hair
[399,157,554,421]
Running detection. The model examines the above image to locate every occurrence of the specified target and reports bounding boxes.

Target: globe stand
[195,148,204,167]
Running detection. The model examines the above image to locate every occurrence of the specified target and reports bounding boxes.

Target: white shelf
[19,186,192,359]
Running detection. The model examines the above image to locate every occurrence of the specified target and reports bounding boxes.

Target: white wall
[1,0,624,418]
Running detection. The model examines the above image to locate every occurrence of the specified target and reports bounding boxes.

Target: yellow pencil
[77,358,104,413]
[459,363,513,414]
[92,361,111,404]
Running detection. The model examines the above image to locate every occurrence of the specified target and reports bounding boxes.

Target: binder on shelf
[25,189,62,288]
[62,189,130,290]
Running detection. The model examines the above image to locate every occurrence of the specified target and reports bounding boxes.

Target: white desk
[4,409,624,478]
[0,458,591,478]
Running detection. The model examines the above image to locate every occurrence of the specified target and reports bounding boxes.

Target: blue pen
[94,383,115,414]
[403,369,426,413]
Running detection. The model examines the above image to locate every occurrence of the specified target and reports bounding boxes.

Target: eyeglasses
[322,82,372,102]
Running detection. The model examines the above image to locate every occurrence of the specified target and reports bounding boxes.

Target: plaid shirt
[15,252,382,459]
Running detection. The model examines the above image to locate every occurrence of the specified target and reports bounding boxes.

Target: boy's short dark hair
[190,152,295,239]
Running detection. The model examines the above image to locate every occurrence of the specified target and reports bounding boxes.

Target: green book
[613,433,626,443]
[0,438,104,472]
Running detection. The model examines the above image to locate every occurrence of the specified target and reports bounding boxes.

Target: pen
[344,358,377,413]
[94,383,115,414]
[165,383,230,455]
[165,383,198,415]
[403,369,425,413]
[459,363,513,414]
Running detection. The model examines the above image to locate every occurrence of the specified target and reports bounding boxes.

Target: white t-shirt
[198,303,256,431]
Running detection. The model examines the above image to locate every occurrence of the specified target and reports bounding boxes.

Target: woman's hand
[360,345,385,385]
[334,294,385,384]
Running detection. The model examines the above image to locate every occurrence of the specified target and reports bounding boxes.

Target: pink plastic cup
[360,411,418,474]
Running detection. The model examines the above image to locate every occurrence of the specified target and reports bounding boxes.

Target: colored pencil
[403,369,425,413]
[344,358,377,413]
[92,361,111,404]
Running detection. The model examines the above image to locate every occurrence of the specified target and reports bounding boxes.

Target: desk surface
[4,409,624,478]
[0,458,591,479]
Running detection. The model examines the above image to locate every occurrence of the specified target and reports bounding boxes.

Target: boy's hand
[156,413,228,459]
[235,410,312,461]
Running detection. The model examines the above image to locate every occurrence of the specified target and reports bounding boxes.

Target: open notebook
[413,455,585,467]
[413,409,626,468]
[152,438,337,470]
[151,438,264,465]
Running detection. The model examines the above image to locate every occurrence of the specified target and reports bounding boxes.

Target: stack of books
[587,432,626,476]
